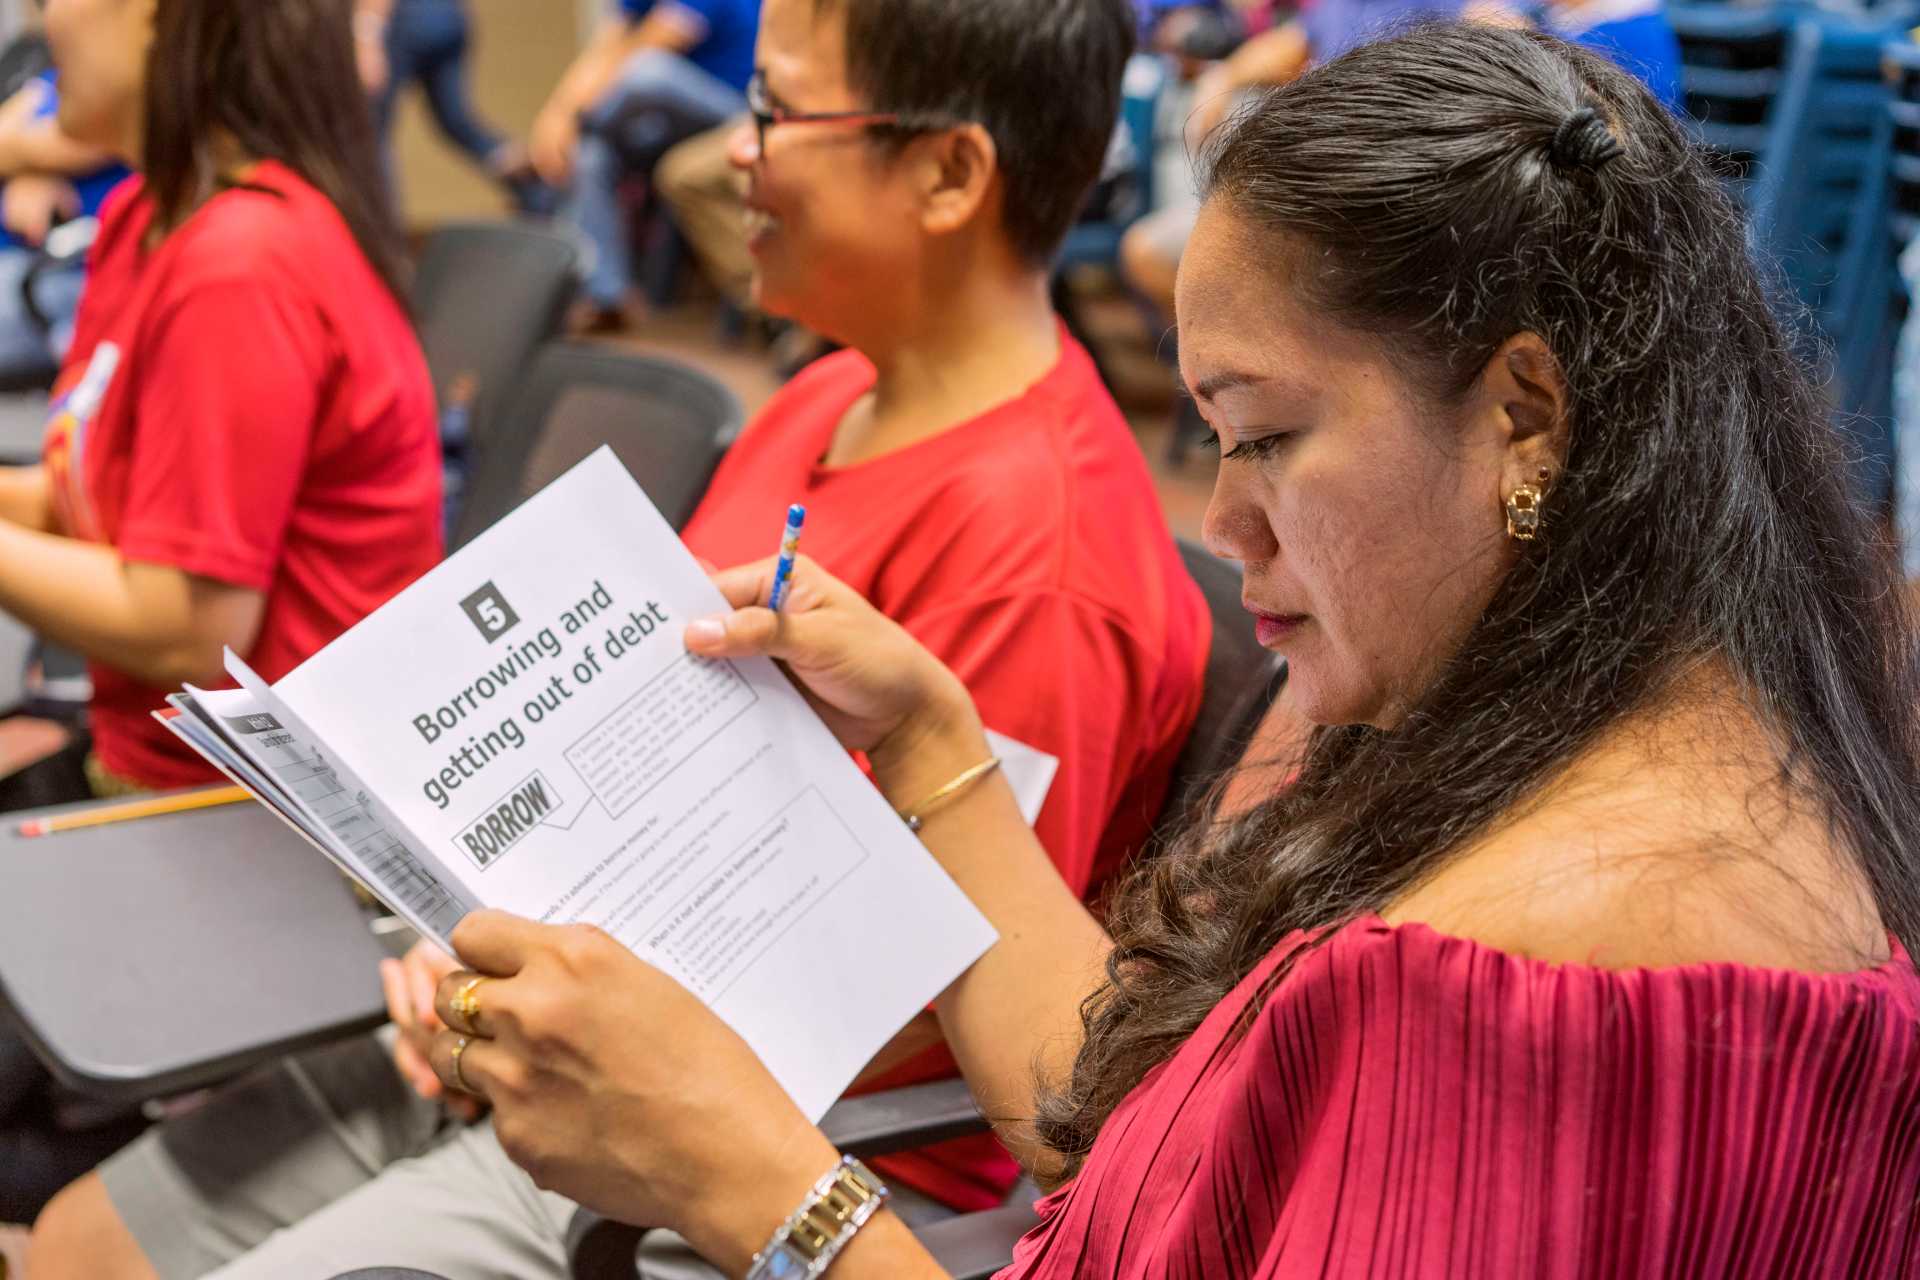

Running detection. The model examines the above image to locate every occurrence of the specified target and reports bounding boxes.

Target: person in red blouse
[0,0,440,809]
[354,23,1917,1279]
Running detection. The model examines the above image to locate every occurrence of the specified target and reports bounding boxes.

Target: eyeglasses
[746,70,958,158]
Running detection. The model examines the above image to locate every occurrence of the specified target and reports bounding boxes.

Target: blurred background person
[0,66,125,384]
[1120,0,1681,324]
[654,118,752,310]
[0,0,441,1222]
[532,0,759,332]
[1528,0,1682,112]
[1121,0,1462,325]
[352,0,554,215]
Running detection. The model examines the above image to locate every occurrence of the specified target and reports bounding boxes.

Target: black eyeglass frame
[746,70,967,157]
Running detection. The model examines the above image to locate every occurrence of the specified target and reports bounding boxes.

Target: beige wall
[388,0,586,228]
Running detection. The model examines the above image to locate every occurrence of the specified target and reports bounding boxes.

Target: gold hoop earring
[1506,468,1552,542]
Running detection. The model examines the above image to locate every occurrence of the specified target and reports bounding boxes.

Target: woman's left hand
[427,910,841,1270]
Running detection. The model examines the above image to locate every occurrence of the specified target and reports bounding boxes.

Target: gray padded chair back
[411,221,580,450]
[452,341,745,549]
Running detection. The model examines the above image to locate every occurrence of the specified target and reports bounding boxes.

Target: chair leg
[637,204,687,311]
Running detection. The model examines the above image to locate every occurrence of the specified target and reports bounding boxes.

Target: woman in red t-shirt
[0,0,441,809]
[0,0,438,1221]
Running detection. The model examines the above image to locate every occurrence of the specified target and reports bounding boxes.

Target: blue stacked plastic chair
[1668,4,1794,186]
[1883,38,1920,543]
[1751,15,1895,329]
[1890,40,1920,250]
[1826,102,1897,448]
[1746,13,1911,498]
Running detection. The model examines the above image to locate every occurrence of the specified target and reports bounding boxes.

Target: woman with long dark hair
[398,21,1918,1276]
[368,23,1920,1274]
[0,0,439,809]
[0,0,438,1220]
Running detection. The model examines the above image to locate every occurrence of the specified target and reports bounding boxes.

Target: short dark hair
[816,0,1136,265]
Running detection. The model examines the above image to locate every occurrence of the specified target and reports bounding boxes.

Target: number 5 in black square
[460,582,521,643]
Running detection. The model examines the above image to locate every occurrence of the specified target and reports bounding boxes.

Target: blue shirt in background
[1282,0,1683,115]
[0,72,131,254]
[1547,1,1684,114]
[1298,0,1466,62]
[618,0,760,93]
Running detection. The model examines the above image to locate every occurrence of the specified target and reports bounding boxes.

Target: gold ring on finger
[450,1035,476,1094]
[449,975,490,1036]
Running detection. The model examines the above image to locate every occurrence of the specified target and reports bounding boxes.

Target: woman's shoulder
[88,173,153,266]
[82,175,306,325]
[1265,911,1920,1052]
[1016,916,1920,1280]
[1319,911,1915,989]
[151,161,359,295]
[1383,677,1895,976]
[750,347,877,422]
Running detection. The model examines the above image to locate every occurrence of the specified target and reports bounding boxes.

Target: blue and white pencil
[768,503,806,613]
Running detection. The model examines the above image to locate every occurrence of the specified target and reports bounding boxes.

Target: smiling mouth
[743,206,780,247]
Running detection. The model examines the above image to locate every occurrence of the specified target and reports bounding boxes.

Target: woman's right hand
[685,556,979,772]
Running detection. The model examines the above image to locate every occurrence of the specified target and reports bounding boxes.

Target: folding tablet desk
[0,797,389,1100]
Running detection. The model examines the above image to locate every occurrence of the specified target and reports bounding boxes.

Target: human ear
[918,123,998,240]
[1477,332,1570,490]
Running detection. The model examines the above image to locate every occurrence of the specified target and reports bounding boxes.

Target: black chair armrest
[917,1204,1046,1280]
[566,1211,648,1280]
[823,1077,990,1159]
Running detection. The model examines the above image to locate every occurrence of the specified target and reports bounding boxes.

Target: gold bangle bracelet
[899,757,1002,834]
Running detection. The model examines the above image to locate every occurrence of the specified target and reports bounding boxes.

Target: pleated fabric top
[1000,916,1920,1277]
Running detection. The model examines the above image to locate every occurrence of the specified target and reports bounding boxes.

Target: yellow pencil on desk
[16,785,253,838]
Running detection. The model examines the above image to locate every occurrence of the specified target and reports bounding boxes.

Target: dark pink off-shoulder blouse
[1001,917,1920,1277]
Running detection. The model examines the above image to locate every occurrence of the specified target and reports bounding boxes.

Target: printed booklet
[158,447,997,1117]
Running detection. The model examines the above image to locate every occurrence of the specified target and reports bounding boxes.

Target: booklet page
[261,447,997,1117]
[162,687,474,944]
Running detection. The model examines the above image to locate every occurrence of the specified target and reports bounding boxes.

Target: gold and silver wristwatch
[744,1155,890,1279]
